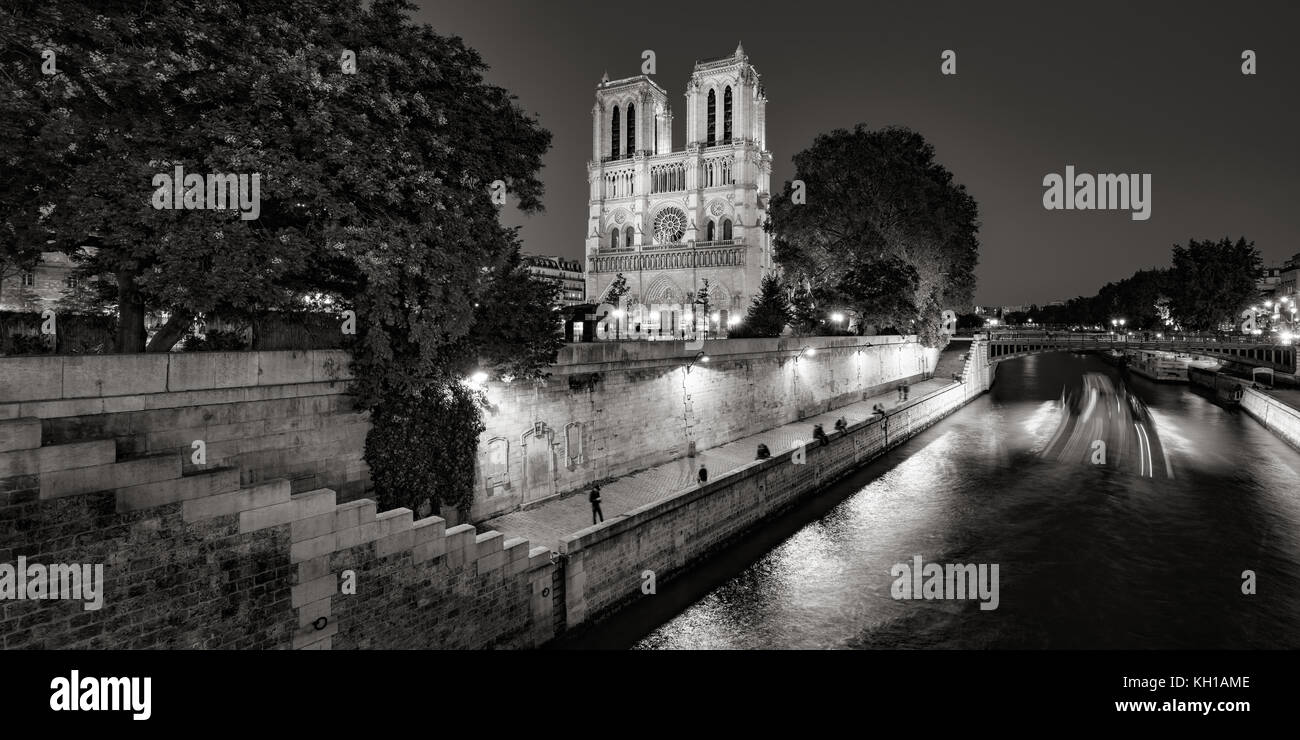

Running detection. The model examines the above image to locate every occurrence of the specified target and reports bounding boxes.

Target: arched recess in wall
[483,436,511,495]
[643,273,682,306]
[564,422,585,470]
[519,422,557,504]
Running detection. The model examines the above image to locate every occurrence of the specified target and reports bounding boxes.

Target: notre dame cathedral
[584,43,775,336]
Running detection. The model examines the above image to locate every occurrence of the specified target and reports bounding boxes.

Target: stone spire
[600,70,609,84]
[735,41,745,58]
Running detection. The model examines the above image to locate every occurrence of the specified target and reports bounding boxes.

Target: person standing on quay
[902,380,910,401]
[589,484,604,525]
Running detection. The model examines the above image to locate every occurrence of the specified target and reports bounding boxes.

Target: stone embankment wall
[557,340,991,631]
[0,336,944,649]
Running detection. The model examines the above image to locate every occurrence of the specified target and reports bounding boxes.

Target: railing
[589,244,746,274]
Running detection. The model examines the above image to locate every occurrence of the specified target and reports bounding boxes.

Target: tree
[739,272,791,337]
[5,1,561,516]
[767,124,980,346]
[602,271,629,337]
[604,272,629,307]
[1167,238,1260,331]
[695,278,711,337]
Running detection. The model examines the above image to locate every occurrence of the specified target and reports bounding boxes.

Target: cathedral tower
[584,44,774,338]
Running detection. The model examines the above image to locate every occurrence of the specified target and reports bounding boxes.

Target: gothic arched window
[626,104,636,157]
[723,86,733,141]
[610,227,620,249]
[706,89,716,145]
[611,105,620,160]
[721,218,732,241]
[624,225,634,248]
[706,220,715,241]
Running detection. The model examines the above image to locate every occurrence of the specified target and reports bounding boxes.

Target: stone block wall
[471,334,939,519]
[0,418,557,650]
[1240,388,1300,450]
[1,350,367,499]
[557,339,989,630]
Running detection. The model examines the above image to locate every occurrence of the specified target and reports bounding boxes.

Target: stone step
[0,438,116,478]
[0,417,41,452]
[39,454,181,500]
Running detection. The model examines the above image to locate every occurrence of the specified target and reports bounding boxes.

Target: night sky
[415,0,1299,306]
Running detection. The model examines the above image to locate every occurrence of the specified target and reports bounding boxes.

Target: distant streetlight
[613,308,625,340]
[830,312,844,324]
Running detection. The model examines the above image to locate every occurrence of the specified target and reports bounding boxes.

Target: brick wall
[557,340,991,631]
[0,350,557,649]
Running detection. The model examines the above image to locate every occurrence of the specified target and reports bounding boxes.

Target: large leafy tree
[1167,237,1260,331]
[767,124,979,345]
[4,0,561,516]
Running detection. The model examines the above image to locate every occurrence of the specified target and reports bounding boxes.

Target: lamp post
[613,309,624,340]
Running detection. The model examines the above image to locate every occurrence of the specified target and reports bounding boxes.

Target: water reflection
[634,353,1300,649]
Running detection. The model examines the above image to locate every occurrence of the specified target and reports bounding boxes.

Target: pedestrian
[813,423,829,446]
[635,323,641,334]
[902,380,909,401]
[698,465,708,483]
[588,484,603,525]
[755,443,771,460]
[834,417,847,436]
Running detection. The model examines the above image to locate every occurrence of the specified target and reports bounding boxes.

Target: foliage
[694,278,711,335]
[5,333,53,355]
[604,272,629,307]
[2,1,561,515]
[740,272,791,337]
[767,124,980,346]
[364,382,486,518]
[1167,237,1261,331]
[1029,239,1258,332]
[183,328,249,352]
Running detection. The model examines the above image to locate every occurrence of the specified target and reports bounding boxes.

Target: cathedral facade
[584,43,774,336]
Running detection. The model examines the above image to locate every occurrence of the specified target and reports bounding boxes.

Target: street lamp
[612,308,625,340]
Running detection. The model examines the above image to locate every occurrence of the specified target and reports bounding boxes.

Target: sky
[413,0,1300,306]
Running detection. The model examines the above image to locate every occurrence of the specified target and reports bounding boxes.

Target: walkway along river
[557,351,1300,649]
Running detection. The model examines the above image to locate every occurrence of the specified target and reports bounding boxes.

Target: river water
[566,351,1300,649]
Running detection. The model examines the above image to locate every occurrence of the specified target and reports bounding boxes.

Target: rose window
[653,207,688,244]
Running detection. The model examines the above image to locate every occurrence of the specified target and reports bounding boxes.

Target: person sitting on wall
[813,424,830,446]
[834,417,848,436]
[698,465,709,483]
[755,443,771,460]
[872,403,886,420]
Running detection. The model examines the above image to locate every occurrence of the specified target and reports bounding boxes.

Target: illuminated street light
[830,312,844,323]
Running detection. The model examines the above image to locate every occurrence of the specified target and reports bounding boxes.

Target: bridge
[981,332,1297,374]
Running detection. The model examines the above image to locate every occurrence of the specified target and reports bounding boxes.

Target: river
[561,351,1300,649]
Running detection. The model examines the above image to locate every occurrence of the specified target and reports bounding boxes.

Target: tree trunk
[146,311,193,352]
[115,267,147,353]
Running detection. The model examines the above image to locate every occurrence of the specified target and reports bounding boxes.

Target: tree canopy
[3,0,563,516]
[767,124,980,344]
